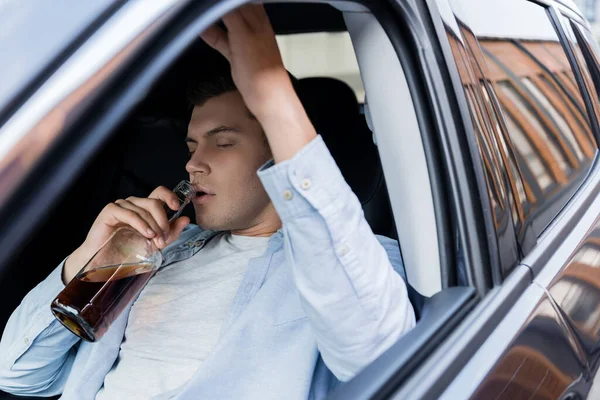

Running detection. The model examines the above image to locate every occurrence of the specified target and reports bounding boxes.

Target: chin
[194,214,228,232]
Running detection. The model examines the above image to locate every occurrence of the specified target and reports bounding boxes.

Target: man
[0,5,415,399]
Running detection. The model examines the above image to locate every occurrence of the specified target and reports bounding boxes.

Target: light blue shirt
[0,135,415,399]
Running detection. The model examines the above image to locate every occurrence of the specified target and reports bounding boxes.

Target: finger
[237,4,263,28]
[247,4,274,33]
[104,203,158,241]
[115,200,166,247]
[200,24,231,61]
[166,217,191,245]
[222,10,248,35]
[126,197,171,241]
[149,186,181,211]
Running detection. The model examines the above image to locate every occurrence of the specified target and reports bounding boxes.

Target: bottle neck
[165,180,196,223]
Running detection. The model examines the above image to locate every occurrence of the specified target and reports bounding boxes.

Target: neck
[231,204,282,237]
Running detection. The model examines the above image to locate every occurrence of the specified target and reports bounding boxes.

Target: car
[1,0,600,399]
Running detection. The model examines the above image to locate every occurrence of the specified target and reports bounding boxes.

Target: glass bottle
[50,181,196,342]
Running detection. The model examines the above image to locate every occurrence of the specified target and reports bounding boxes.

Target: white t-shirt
[95,232,271,400]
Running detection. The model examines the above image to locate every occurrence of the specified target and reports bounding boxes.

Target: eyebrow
[185,125,242,143]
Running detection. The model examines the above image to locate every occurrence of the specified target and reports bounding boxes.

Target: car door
[536,9,600,398]
[423,0,600,399]
[332,0,575,398]
[327,0,600,398]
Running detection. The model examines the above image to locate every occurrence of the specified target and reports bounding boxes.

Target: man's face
[185,91,274,231]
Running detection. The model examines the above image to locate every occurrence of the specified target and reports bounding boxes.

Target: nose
[185,150,210,176]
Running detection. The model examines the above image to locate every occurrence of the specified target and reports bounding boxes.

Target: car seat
[296,77,424,318]
[296,77,397,239]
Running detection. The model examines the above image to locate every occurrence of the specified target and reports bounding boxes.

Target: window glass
[443,10,521,275]
[445,0,598,251]
[564,19,600,139]
[482,84,526,194]
[276,32,364,102]
[504,114,554,192]
[497,80,571,175]
[521,77,585,161]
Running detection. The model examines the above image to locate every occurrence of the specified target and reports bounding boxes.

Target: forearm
[254,82,317,164]
[0,261,79,395]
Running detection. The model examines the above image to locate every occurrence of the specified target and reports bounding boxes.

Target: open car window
[277,32,365,102]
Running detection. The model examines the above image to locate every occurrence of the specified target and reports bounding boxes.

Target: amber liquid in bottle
[50,180,195,342]
[52,263,155,341]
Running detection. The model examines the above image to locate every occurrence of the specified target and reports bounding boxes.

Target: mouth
[192,190,215,204]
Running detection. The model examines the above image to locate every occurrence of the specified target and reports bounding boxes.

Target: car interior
[0,2,478,399]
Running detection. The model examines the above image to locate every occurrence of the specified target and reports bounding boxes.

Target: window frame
[438,0,600,269]
[570,21,600,97]
[549,5,600,145]
[0,0,196,277]
[510,0,600,273]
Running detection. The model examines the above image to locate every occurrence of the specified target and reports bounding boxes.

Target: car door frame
[333,0,536,396]
[395,0,600,399]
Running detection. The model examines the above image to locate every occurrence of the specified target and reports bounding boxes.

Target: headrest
[297,77,382,205]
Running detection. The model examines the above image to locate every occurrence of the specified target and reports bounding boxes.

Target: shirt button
[195,240,203,247]
[24,337,30,345]
[283,190,293,200]
[339,245,349,256]
[301,179,312,190]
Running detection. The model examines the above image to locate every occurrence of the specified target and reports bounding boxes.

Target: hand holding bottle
[52,181,195,342]
[63,186,191,285]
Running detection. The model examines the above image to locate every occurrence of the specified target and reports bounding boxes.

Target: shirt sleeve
[0,259,80,396]
[257,134,416,382]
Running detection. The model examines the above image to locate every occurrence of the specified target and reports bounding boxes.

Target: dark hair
[186,55,301,109]
[187,69,237,107]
